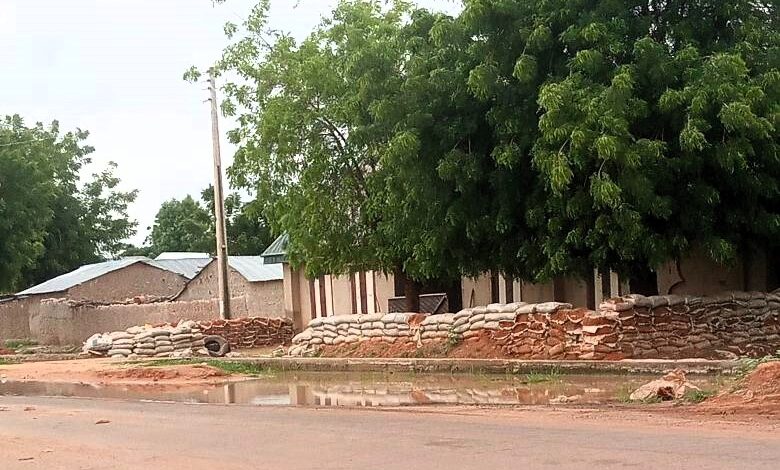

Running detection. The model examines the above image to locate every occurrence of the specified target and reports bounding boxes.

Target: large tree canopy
[465,0,779,279]
[137,187,273,257]
[201,0,778,287]
[1,115,137,293]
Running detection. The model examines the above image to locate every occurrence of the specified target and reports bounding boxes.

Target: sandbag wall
[596,292,780,359]
[84,321,206,358]
[199,317,295,349]
[290,292,780,359]
[289,302,592,358]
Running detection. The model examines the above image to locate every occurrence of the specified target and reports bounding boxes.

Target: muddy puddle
[0,373,722,407]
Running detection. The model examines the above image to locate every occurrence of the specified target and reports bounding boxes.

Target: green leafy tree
[462,0,779,279]
[201,186,274,255]
[147,195,214,255]
[198,0,778,303]
[20,162,138,286]
[1,115,138,292]
[200,0,480,308]
[0,116,63,292]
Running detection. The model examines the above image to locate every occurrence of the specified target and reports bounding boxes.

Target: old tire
[203,335,230,357]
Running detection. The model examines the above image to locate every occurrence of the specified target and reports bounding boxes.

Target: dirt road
[1,396,778,469]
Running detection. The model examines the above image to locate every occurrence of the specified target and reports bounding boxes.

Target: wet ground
[3,395,779,470]
[0,371,725,407]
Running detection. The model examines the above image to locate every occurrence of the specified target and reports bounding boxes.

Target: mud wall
[68,263,188,302]
[177,262,284,317]
[0,297,35,341]
[28,297,250,346]
[290,292,780,360]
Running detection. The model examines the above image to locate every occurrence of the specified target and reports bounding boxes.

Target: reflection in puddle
[0,374,719,407]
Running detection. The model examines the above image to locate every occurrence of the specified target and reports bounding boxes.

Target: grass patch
[524,368,561,384]
[681,389,715,404]
[616,384,635,404]
[736,351,780,379]
[0,357,20,365]
[4,339,38,350]
[133,358,270,377]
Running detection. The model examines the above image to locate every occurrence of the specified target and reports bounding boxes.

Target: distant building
[177,256,284,316]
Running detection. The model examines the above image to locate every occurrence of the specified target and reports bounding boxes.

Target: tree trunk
[403,275,421,313]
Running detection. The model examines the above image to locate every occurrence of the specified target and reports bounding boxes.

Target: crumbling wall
[290,292,780,360]
[28,297,250,345]
[0,297,35,341]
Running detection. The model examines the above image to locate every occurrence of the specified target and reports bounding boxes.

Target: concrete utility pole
[208,70,231,319]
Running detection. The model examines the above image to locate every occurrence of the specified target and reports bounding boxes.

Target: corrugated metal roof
[261,233,288,264]
[15,257,212,296]
[151,258,211,280]
[155,252,210,260]
[228,256,283,282]
[17,259,145,296]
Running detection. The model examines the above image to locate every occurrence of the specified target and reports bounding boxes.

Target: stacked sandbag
[82,333,112,356]
[106,331,134,358]
[451,303,522,339]
[489,302,583,359]
[288,302,580,358]
[198,317,295,349]
[82,320,218,359]
[417,313,456,341]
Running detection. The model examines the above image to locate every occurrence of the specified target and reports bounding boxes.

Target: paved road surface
[1,396,778,469]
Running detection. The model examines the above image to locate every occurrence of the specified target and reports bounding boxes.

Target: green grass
[681,389,715,404]
[133,358,271,376]
[4,339,38,350]
[0,357,20,365]
[524,368,562,384]
[736,351,780,379]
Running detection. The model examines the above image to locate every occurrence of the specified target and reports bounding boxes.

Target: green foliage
[139,358,270,376]
[147,195,214,255]
[133,186,274,257]
[681,389,715,404]
[524,368,562,384]
[200,0,779,286]
[1,115,137,293]
[736,350,780,378]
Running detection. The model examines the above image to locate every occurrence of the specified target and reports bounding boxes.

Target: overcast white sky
[0,0,461,245]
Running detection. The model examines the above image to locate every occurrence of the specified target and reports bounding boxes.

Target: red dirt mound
[97,365,227,382]
[699,361,780,415]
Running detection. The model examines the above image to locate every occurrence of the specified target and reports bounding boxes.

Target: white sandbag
[109,331,134,341]
[108,348,133,356]
[83,333,112,352]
